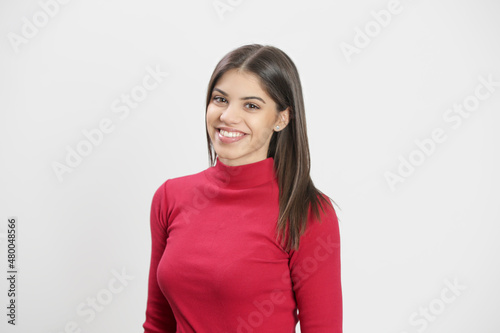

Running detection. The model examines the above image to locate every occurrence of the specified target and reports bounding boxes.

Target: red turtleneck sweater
[143,157,342,332]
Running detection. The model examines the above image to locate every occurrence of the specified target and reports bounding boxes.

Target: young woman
[143,44,342,332]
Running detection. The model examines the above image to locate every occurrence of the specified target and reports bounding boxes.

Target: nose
[219,103,241,124]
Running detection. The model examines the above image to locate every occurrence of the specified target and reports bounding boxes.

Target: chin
[215,151,240,159]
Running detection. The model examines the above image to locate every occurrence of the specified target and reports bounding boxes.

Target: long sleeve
[288,197,343,332]
[143,180,177,333]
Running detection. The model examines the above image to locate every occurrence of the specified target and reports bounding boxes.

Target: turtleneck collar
[204,156,277,189]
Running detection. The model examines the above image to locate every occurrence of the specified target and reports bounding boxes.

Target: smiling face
[206,68,289,167]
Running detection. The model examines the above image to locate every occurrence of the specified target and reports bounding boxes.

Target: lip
[216,127,248,144]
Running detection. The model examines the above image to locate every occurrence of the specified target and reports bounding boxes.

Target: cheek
[248,120,272,144]
[206,105,220,122]
[206,107,215,125]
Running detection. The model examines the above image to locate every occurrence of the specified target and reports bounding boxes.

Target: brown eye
[213,96,227,104]
[246,103,260,110]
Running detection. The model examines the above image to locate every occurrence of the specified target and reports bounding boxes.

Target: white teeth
[220,129,244,138]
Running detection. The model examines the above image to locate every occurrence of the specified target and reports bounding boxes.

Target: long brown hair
[205,44,339,252]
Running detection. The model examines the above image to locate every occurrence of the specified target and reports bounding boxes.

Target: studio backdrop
[1,0,499,332]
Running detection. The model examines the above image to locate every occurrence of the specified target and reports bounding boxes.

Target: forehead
[214,69,266,95]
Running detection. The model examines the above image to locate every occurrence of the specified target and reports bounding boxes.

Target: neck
[205,156,276,189]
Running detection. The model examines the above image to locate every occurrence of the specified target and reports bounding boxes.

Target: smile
[219,129,245,137]
[217,128,247,143]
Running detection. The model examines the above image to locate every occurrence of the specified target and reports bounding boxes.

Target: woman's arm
[288,196,343,332]
[143,180,177,333]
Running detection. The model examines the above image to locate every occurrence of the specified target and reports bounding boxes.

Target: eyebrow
[213,88,266,104]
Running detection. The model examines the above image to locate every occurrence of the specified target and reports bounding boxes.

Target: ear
[276,107,290,131]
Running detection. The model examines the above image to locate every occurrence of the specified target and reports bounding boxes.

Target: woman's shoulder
[152,168,209,197]
[313,191,337,214]
[305,192,339,231]
[287,192,340,258]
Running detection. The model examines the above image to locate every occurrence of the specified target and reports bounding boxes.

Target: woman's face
[206,68,289,167]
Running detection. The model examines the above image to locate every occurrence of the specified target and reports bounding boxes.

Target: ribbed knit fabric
[143,156,342,332]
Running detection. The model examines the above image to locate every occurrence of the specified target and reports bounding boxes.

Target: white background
[1,0,499,332]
